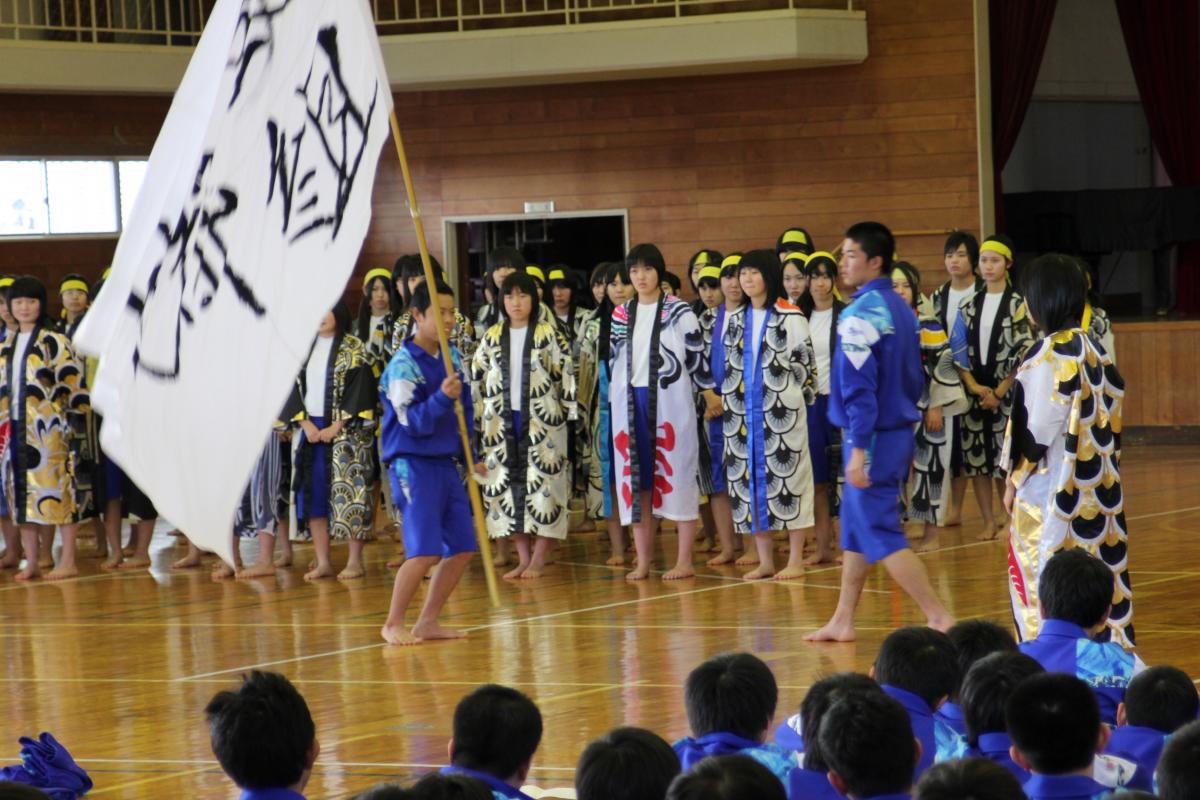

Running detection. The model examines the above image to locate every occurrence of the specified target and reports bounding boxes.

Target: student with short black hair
[674,653,796,786]
[661,269,683,296]
[1002,253,1132,648]
[1157,719,1200,800]
[354,773,494,800]
[1006,673,1110,800]
[781,672,882,800]
[781,252,809,305]
[475,248,525,342]
[913,758,1024,800]
[1018,549,1146,724]
[666,754,786,800]
[687,249,723,317]
[872,626,960,778]
[776,227,816,260]
[576,727,680,800]
[205,671,319,799]
[389,254,476,363]
[443,685,542,800]
[545,266,582,341]
[1106,665,1199,780]
[937,620,1018,737]
[819,689,917,799]
[960,651,1044,782]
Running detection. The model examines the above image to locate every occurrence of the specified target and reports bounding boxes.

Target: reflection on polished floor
[1,445,1197,799]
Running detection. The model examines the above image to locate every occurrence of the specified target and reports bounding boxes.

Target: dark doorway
[447,214,627,318]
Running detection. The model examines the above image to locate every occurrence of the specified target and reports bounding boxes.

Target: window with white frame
[0,158,149,237]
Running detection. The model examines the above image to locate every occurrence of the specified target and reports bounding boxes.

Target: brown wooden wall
[1115,321,1200,428]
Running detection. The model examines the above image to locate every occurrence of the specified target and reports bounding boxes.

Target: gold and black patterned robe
[389,307,475,365]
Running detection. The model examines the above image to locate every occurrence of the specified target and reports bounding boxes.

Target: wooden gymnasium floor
[2,444,1199,798]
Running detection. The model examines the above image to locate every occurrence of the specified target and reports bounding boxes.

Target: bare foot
[304,563,335,581]
[0,554,19,570]
[15,566,40,582]
[801,550,840,566]
[238,563,276,580]
[45,565,79,581]
[975,524,1001,542]
[503,562,529,580]
[122,547,135,557]
[118,556,151,570]
[385,555,405,569]
[605,554,626,566]
[337,564,366,581]
[734,552,760,567]
[662,564,695,580]
[171,554,202,570]
[914,533,941,553]
[706,550,736,566]
[38,557,54,570]
[212,562,236,581]
[772,566,805,581]
[804,621,856,642]
[492,551,511,568]
[742,565,775,581]
[410,622,467,640]
[942,514,962,528]
[100,557,124,572]
[273,553,294,568]
[927,613,956,633]
[519,566,544,579]
[626,563,651,581]
[381,624,422,646]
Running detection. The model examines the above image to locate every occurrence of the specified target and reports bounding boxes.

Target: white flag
[75,0,393,566]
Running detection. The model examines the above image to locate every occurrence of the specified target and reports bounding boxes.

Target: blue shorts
[391,456,477,558]
[632,387,655,490]
[297,415,331,520]
[707,417,725,493]
[840,428,913,564]
[806,394,834,484]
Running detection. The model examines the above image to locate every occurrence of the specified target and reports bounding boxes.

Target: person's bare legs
[46,524,79,580]
[879,547,955,631]
[971,475,998,540]
[492,536,511,568]
[697,503,717,552]
[38,527,54,569]
[802,485,838,565]
[705,492,736,566]
[211,534,241,580]
[743,533,776,580]
[504,533,531,579]
[171,538,203,570]
[943,476,967,526]
[627,491,656,581]
[522,536,553,579]
[239,532,277,579]
[913,521,941,552]
[410,550,473,641]
[0,517,21,569]
[304,518,334,580]
[15,525,42,581]
[805,550,870,641]
[100,499,124,570]
[338,538,366,580]
[663,520,696,580]
[274,517,293,567]
[605,509,626,566]
[775,527,813,580]
[88,517,107,558]
[118,519,155,569]
[381,554,439,645]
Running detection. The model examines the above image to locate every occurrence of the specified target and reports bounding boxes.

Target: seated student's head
[684,652,777,743]
[960,651,1044,747]
[576,727,680,800]
[665,754,786,800]
[818,690,916,799]
[0,784,54,800]
[1038,548,1114,635]
[1118,664,1200,733]
[205,670,319,793]
[354,774,493,800]
[946,620,1017,703]
[450,684,542,787]
[1006,673,1107,776]
[1109,793,1161,800]
[873,626,959,711]
[913,757,1025,800]
[1156,719,1200,800]
[796,672,882,772]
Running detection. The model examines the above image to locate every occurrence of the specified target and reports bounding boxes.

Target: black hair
[960,651,1044,746]
[1006,673,1101,774]
[776,227,815,257]
[819,690,915,797]
[1039,548,1114,629]
[410,278,456,316]
[356,273,400,340]
[688,249,723,291]
[798,672,882,772]
[845,221,895,273]
[719,252,743,280]
[545,265,576,313]
[697,271,721,291]
[684,652,777,741]
[330,300,352,336]
[7,276,55,328]
[500,272,541,323]
[874,626,959,709]
[945,620,1018,702]
[891,261,922,310]
[205,670,315,790]
[943,230,980,269]
[597,261,631,365]
[913,757,1026,800]
[736,248,785,310]
[662,271,682,293]
[487,246,525,276]
[797,253,838,315]
[1110,792,1165,800]
[59,273,91,297]
[575,727,680,800]
[353,774,494,800]
[665,754,786,800]
[0,784,54,799]
[352,785,412,800]
[590,262,611,286]
[625,243,666,281]
[980,234,1017,264]
[451,684,543,780]
[1021,253,1088,334]
[1158,720,1200,800]
[1123,665,1200,732]
[394,254,421,305]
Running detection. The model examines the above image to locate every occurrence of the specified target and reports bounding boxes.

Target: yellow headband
[363,268,391,288]
[806,251,837,270]
[0,278,14,290]
[720,255,742,271]
[782,230,809,246]
[526,266,545,283]
[698,265,722,282]
[60,279,89,294]
[980,240,1013,262]
[102,267,112,279]
[890,267,911,284]
[548,269,566,282]
[783,252,810,266]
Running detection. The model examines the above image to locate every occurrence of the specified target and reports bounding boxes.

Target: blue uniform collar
[1038,619,1090,640]
[441,765,536,800]
[977,731,1014,756]
[1023,772,1107,799]
[938,701,965,723]
[851,277,894,299]
[674,731,762,769]
[882,684,934,717]
[239,789,306,800]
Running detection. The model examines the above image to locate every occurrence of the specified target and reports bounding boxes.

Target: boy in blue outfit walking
[807,222,954,643]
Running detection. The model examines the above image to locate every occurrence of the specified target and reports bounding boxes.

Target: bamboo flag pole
[388,111,501,608]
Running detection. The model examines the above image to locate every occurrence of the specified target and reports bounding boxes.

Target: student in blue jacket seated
[912,758,1024,800]
[1106,665,1199,781]
[575,727,680,800]
[667,755,785,800]
[1157,720,1200,800]
[785,673,883,800]
[960,651,1045,782]
[937,620,1018,738]
[1019,549,1146,725]
[442,685,541,800]
[820,690,918,800]
[870,626,960,777]
[354,774,493,800]
[205,671,319,800]
[1007,673,1113,800]
[673,653,797,787]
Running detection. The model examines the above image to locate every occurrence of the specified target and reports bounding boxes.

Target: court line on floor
[87,766,214,796]
[75,757,579,772]
[555,559,890,593]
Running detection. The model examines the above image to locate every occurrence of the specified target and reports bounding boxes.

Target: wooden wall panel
[1115,321,1200,427]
